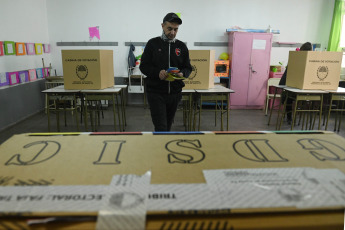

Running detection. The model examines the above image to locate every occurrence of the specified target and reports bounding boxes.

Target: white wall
[0,0,51,73]
[1,0,335,77]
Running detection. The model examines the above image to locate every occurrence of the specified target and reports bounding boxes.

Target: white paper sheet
[252,39,266,50]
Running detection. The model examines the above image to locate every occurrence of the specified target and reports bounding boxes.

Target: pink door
[229,32,252,107]
[247,33,272,106]
[229,32,272,109]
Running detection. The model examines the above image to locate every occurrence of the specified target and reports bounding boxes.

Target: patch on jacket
[175,48,181,56]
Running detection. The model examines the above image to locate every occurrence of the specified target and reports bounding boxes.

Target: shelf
[56,42,118,46]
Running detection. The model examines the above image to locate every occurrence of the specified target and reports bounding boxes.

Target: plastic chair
[128,57,144,92]
[127,57,147,107]
[265,78,281,115]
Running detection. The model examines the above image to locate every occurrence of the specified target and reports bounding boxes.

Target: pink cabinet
[229,32,272,109]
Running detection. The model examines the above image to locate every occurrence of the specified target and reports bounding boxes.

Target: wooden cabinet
[228,32,272,109]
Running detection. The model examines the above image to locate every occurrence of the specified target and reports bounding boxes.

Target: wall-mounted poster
[4,41,16,55]
[26,43,35,55]
[6,72,19,85]
[35,43,43,55]
[16,42,26,56]
[43,44,50,53]
[36,68,44,79]
[18,71,29,83]
[43,67,50,77]
[0,42,4,56]
[0,72,9,87]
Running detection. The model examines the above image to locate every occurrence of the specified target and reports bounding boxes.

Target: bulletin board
[15,43,26,56]
[4,41,16,55]
[35,43,43,55]
[26,43,35,55]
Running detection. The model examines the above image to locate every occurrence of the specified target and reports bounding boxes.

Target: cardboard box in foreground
[286,51,342,90]
[62,50,114,90]
[0,131,344,229]
[183,50,215,90]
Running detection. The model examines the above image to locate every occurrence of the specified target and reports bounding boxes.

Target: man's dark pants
[147,92,182,131]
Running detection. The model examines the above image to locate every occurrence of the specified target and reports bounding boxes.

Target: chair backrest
[267,78,281,94]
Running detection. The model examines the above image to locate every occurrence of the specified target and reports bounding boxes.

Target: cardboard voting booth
[183,50,215,90]
[286,51,343,90]
[0,131,344,229]
[62,50,114,90]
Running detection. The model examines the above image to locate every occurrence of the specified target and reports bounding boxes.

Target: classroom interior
[1,0,343,140]
[1,1,345,229]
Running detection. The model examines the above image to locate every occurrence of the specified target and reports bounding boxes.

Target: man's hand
[159,70,168,80]
[176,72,183,78]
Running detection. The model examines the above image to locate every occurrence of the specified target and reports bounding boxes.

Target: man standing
[140,13,192,131]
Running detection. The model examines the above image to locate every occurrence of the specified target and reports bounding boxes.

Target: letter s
[166,139,205,164]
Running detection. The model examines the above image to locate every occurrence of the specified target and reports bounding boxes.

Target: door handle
[249,64,257,74]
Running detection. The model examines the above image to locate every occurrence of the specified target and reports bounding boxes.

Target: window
[339,6,345,69]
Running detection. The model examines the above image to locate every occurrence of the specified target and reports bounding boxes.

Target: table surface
[325,87,345,94]
[274,85,345,94]
[43,85,124,93]
[274,85,287,89]
[81,86,121,93]
[115,84,128,89]
[182,89,195,93]
[42,87,80,93]
[195,86,235,93]
[284,87,328,94]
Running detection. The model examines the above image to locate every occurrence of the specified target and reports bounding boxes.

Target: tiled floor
[1,104,344,144]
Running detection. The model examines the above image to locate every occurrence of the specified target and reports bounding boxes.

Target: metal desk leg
[189,94,193,131]
[334,101,340,131]
[115,94,122,131]
[215,100,218,128]
[47,95,51,132]
[74,96,80,132]
[337,100,345,131]
[227,94,229,131]
[193,95,198,131]
[56,99,61,132]
[198,95,202,131]
[112,95,117,131]
[291,96,298,130]
[318,95,323,130]
[268,87,278,126]
[325,95,333,130]
[84,99,89,132]
[220,97,224,131]
[278,92,288,130]
[120,89,127,130]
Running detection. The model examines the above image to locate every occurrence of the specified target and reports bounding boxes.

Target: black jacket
[128,44,136,68]
[139,37,192,94]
